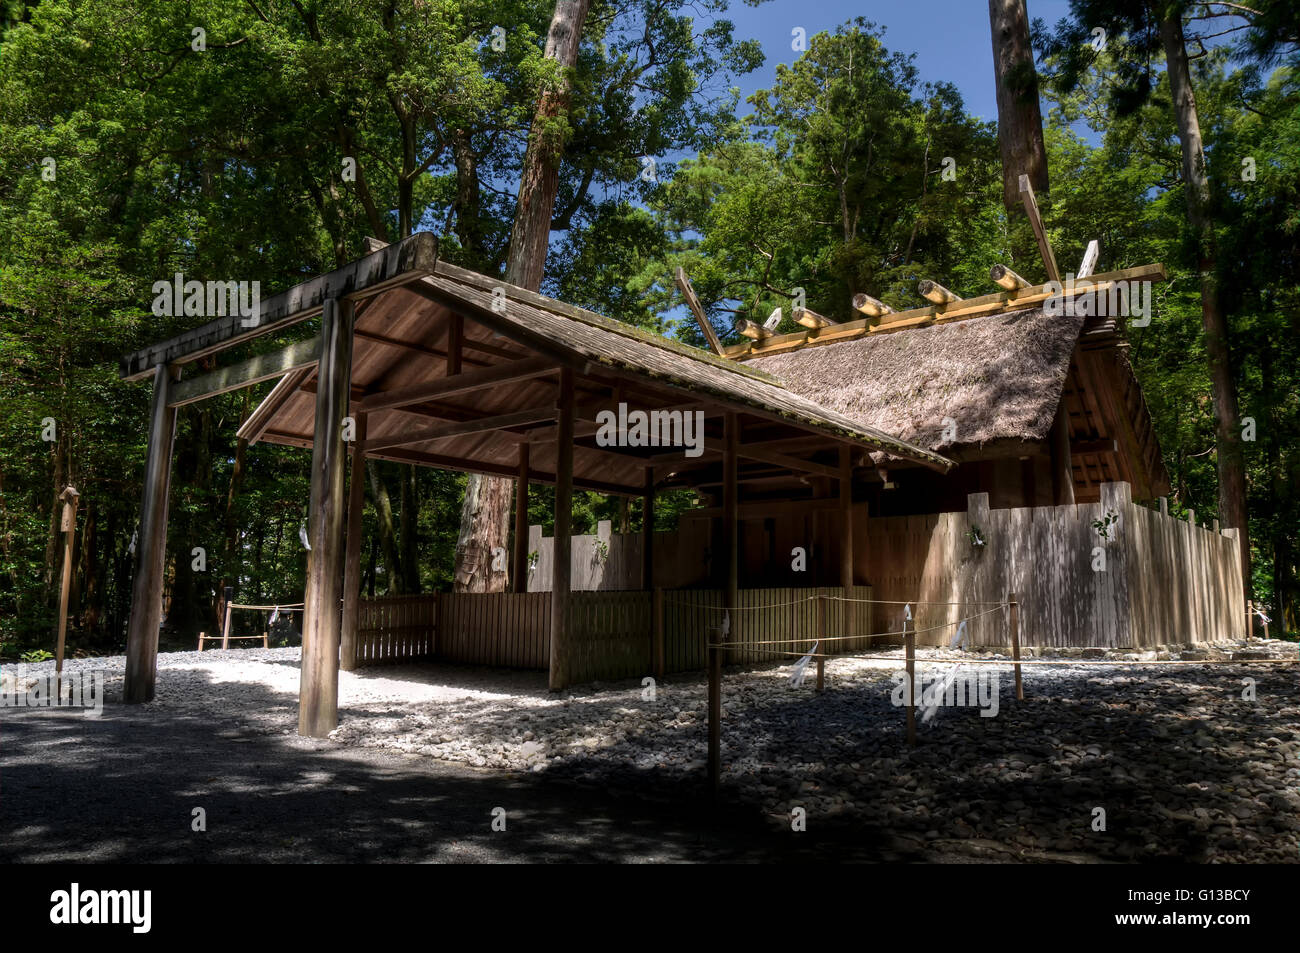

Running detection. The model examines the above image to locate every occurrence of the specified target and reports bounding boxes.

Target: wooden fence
[354,594,437,666]
[859,484,1244,648]
[351,585,873,680]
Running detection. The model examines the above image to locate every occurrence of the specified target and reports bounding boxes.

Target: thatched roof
[748,306,1087,456]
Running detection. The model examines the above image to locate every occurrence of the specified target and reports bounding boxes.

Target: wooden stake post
[1009,591,1024,701]
[904,608,916,745]
[816,595,826,692]
[54,486,80,690]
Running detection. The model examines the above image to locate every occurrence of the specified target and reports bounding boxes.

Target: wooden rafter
[1019,173,1060,284]
[674,267,726,356]
[353,356,555,413]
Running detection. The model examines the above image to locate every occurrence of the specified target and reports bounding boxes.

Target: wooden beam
[674,267,725,356]
[736,318,772,341]
[794,307,835,330]
[124,365,180,703]
[169,337,320,407]
[727,263,1167,358]
[121,232,437,380]
[1078,239,1101,279]
[339,414,367,671]
[550,367,575,690]
[918,280,962,305]
[1070,438,1118,456]
[351,327,495,367]
[236,365,315,444]
[1019,174,1060,284]
[353,356,554,414]
[702,437,839,480]
[299,298,355,737]
[513,443,530,593]
[363,405,558,453]
[851,293,894,320]
[990,263,1030,291]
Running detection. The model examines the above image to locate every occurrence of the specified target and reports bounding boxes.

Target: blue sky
[720,0,1079,124]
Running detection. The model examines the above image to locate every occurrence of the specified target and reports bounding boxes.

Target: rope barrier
[704,644,1300,666]
[228,603,305,611]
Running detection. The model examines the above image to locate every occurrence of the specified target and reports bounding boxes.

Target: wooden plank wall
[354,594,437,666]
[527,519,712,591]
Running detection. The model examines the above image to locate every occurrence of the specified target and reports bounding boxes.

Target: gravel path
[3,640,1297,863]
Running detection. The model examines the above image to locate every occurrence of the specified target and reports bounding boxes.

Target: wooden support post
[1019,173,1060,284]
[54,486,80,691]
[1009,591,1023,701]
[513,443,530,593]
[839,445,854,643]
[641,468,655,591]
[723,412,739,660]
[815,594,825,693]
[549,367,574,691]
[298,297,355,738]
[1246,599,1254,638]
[904,614,916,746]
[1050,401,1075,505]
[709,411,739,796]
[1187,508,1196,528]
[220,601,232,649]
[1159,496,1168,517]
[124,364,180,704]
[340,414,367,672]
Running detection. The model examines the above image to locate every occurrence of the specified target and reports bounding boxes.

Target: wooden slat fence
[353,586,873,681]
[355,594,437,666]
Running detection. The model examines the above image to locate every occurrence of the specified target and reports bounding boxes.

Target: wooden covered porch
[118,234,952,737]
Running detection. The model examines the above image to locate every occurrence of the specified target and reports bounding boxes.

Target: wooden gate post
[124,364,180,704]
[1009,591,1024,701]
[54,486,80,692]
[653,587,665,680]
[512,443,530,593]
[298,298,354,737]
[340,414,368,671]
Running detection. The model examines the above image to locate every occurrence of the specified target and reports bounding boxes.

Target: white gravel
[9,638,1299,862]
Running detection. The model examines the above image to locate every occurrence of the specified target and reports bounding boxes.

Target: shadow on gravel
[0,669,913,864]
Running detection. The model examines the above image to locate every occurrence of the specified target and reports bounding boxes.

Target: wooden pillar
[124,364,180,704]
[839,447,855,657]
[1049,401,1075,505]
[513,443,530,592]
[54,486,80,691]
[904,614,916,745]
[298,298,354,737]
[549,367,574,691]
[709,412,738,795]
[641,468,655,590]
[340,413,367,672]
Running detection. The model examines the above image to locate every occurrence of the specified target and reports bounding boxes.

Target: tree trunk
[1159,13,1251,590]
[400,464,420,593]
[988,0,1049,213]
[453,0,592,594]
[366,460,403,593]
